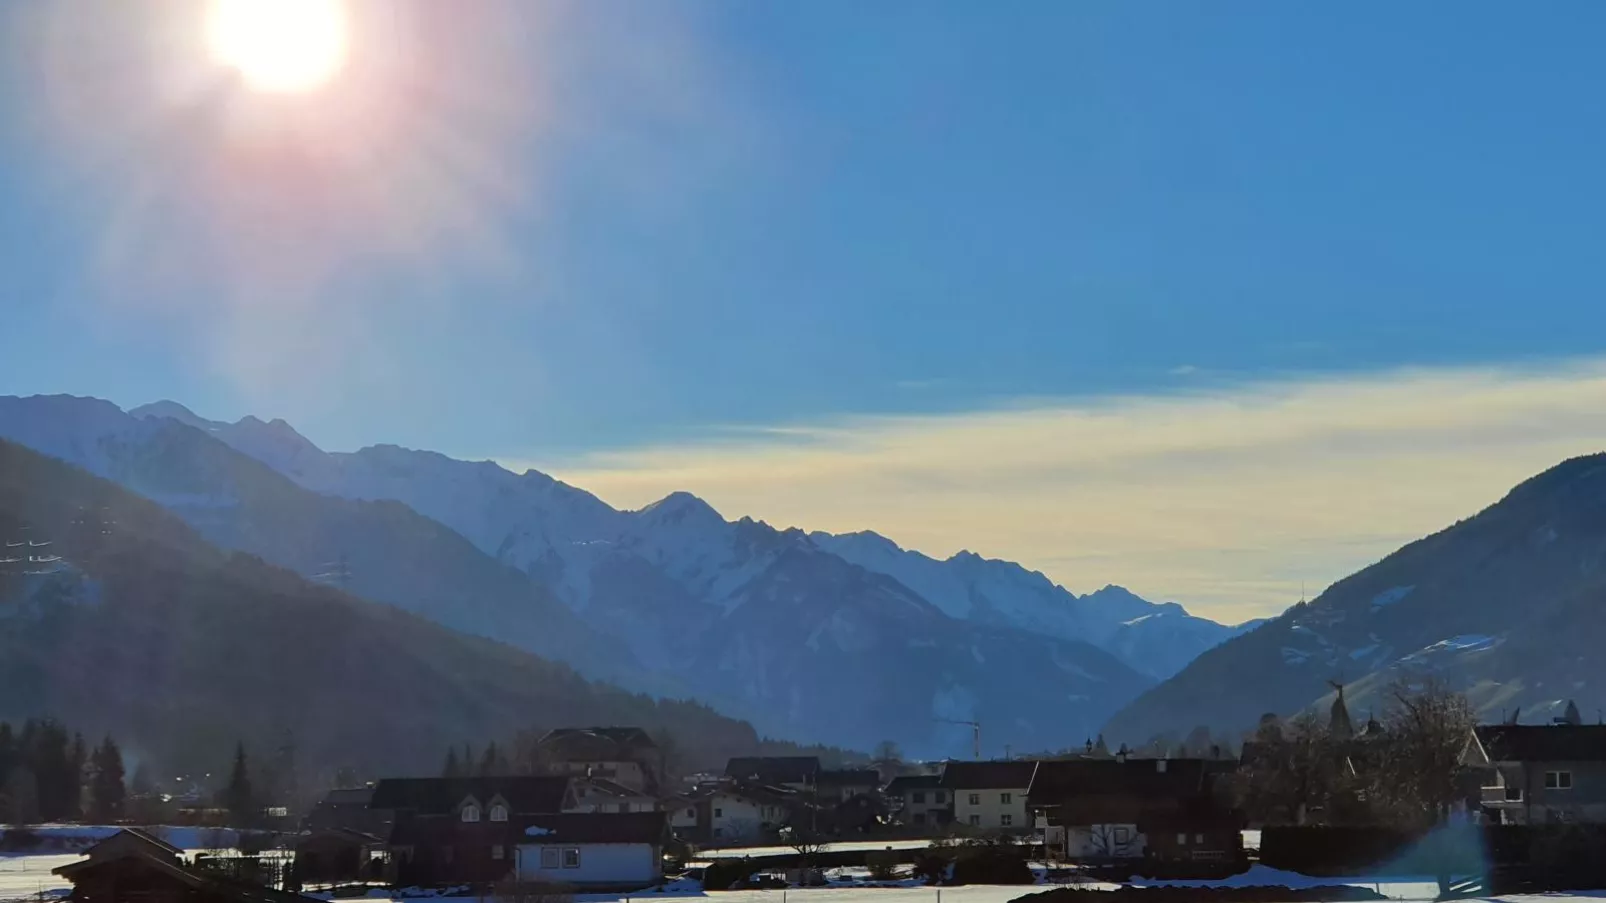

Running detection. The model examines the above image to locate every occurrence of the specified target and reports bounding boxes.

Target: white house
[515,813,666,890]
[566,777,658,814]
[941,760,1037,833]
[705,787,792,844]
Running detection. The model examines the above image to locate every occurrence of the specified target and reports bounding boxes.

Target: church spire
[1329,681,1354,739]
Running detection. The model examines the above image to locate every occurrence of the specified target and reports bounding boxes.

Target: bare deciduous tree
[1234,711,1348,825]
[1367,678,1476,829]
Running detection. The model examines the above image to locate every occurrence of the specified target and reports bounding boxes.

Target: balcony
[1482,785,1523,806]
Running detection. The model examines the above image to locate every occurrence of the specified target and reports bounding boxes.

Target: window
[489,804,508,822]
[1001,814,1013,827]
[1113,827,1131,844]
[1177,833,1188,845]
[713,828,723,838]
[686,808,695,817]
[714,807,723,818]
[968,793,980,806]
[491,845,504,861]
[1000,792,1012,804]
[461,804,481,823]
[912,791,925,804]
[541,848,560,869]
[934,792,945,804]
[968,815,980,827]
[562,848,581,869]
[1196,834,1205,844]
[1546,771,1574,790]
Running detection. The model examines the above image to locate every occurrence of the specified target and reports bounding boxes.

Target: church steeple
[1329,681,1354,739]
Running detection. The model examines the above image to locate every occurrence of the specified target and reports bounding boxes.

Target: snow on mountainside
[0,395,1213,753]
[1103,452,1606,745]
[0,396,629,684]
[129,401,1234,680]
[810,530,1243,679]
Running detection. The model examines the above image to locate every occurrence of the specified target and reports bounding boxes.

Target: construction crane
[936,718,981,760]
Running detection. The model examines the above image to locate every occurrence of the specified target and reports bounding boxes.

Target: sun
[206,0,349,94]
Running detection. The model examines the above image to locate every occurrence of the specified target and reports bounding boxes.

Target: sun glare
[206,0,349,94]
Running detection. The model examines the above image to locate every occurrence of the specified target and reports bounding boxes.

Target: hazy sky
[4,2,1606,621]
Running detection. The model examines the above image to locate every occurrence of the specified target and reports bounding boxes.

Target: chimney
[1156,759,1167,773]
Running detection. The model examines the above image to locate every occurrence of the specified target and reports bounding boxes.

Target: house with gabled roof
[535,728,660,794]
[941,760,1038,833]
[1027,757,1242,862]
[724,756,821,790]
[515,812,668,890]
[1467,722,1606,824]
[370,777,574,887]
[886,773,952,828]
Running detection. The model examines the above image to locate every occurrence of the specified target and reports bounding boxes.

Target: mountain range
[1105,452,1606,744]
[0,394,1248,756]
[0,438,829,779]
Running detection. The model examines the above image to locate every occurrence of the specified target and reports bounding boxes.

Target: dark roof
[940,760,1038,790]
[820,769,880,786]
[369,777,570,815]
[538,727,657,760]
[573,777,648,798]
[725,756,821,785]
[322,788,376,807]
[56,846,314,903]
[519,812,667,845]
[1027,758,1211,801]
[884,774,943,794]
[1476,725,1606,762]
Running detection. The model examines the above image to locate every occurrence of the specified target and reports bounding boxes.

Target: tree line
[1233,678,1477,829]
[0,719,127,825]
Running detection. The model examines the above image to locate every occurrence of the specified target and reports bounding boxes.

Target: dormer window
[490,804,509,822]
[462,804,481,823]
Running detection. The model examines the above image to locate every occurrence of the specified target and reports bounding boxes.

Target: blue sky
[4,1,1606,618]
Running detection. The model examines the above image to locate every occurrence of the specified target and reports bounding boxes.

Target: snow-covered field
[0,853,78,902]
[0,825,258,903]
[702,840,938,860]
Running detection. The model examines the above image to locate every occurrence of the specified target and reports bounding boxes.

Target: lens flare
[206,0,348,93]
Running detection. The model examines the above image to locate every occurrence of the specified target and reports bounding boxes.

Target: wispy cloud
[541,358,1606,624]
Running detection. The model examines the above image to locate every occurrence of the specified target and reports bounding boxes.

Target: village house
[818,768,882,803]
[1027,758,1243,863]
[533,727,661,794]
[1468,719,1606,824]
[370,776,575,887]
[291,829,385,886]
[566,776,659,814]
[724,756,821,791]
[304,787,392,838]
[885,773,952,828]
[698,783,799,845]
[941,760,1037,833]
[54,829,313,903]
[515,812,668,891]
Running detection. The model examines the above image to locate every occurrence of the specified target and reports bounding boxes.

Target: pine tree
[477,742,509,777]
[224,742,255,826]
[0,722,14,794]
[88,736,126,823]
[442,748,462,778]
[69,733,88,820]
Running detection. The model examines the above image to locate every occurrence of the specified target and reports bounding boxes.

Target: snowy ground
[0,853,78,902]
[0,825,257,903]
[701,840,938,859]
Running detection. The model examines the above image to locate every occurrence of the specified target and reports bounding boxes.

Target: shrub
[701,859,756,891]
[866,850,900,881]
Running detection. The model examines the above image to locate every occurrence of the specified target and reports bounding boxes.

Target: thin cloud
[542,358,1606,624]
